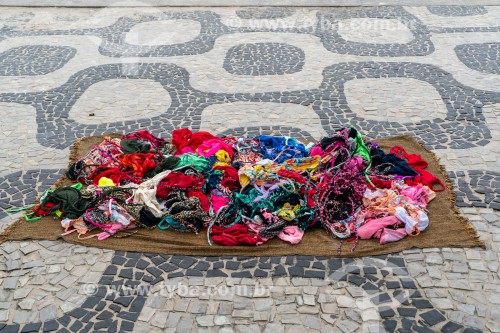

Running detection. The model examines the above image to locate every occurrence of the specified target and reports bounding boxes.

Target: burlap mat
[0,135,484,257]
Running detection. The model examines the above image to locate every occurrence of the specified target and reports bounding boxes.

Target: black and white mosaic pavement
[0,7,436,58]
[0,63,196,148]
[449,170,500,211]
[223,42,305,76]
[0,61,498,149]
[0,253,466,333]
[0,6,499,333]
[455,43,500,75]
[426,6,488,17]
[1,11,231,58]
[316,62,498,150]
[219,126,316,142]
[0,169,65,220]
[0,7,496,151]
[431,26,500,33]
[235,7,294,20]
[314,7,434,57]
[0,45,76,76]
[97,12,230,58]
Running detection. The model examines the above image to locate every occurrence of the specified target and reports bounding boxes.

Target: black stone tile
[296,260,310,268]
[107,320,118,332]
[178,257,197,269]
[125,252,142,259]
[186,268,203,276]
[441,321,463,333]
[0,324,20,333]
[413,299,433,309]
[254,269,268,277]
[118,268,133,279]
[383,320,397,333]
[136,259,149,270]
[96,310,113,320]
[142,275,154,283]
[94,319,112,331]
[387,257,405,267]
[69,321,83,332]
[168,272,184,278]
[304,270,325,279]
[231,271,253,278]
[124,259,138,268]
[194,261,210,271]
[95,301,106,312]
[58,315,71,327]
[365,274,379,282]
[272,265,287,276]
[81,311,97,323]
[129,297,146,313]
[120,321,134,332]
[111,256,126,265]
[402,318,415,330]
[401,279,417,289]
[80,322,94,333]
[379,306,396,318]
[99,276,114,285]
[109,304,121,313]
[362,282,379,293]
[312,262,325,270]
[151,256,167,266]
[347,274,365,286]
[285,256,294,266]
[114,296,134,307]
[206,269,228,277]
[371,292,391,304]
[258,263,272,270]
[103,265,118,275]
[462,329,483,333]
[242,260,258,269]
[146,267,162,277]
[56,329,70,333]
[159,263,177,272]
[288,266,304,277]
[398,307,417,317]
[213,262,224,269]
[386,281,400,289]
[81,297,100,310]
[270,256,281,264]
[363,267,377,275]
[117,311,140,321]
[42,321,59,333]
[421,309,446,326]
[21,323,41,333]
[226,261,240,270]
[413,324,435,333]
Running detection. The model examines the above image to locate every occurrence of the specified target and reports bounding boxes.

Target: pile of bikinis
[25,127,445,253]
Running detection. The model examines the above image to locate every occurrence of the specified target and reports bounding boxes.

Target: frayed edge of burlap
[0,218,22,245]
[0,134,122,245]
[413,137,486,249]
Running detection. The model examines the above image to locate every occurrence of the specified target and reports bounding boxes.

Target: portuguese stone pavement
[0,5,499,333]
